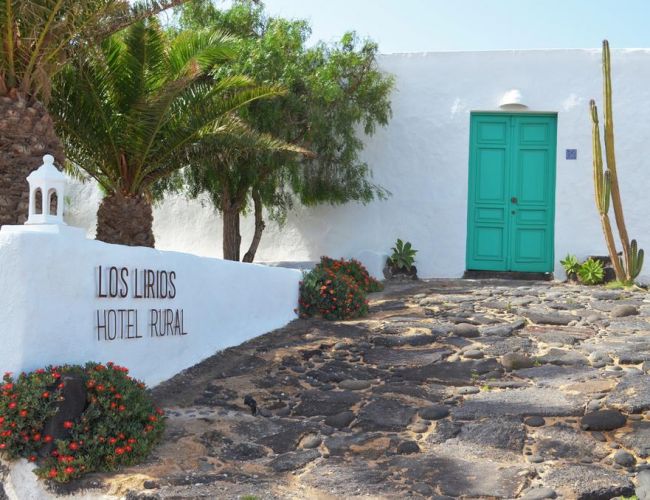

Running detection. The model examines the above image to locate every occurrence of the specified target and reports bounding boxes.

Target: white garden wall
[0,225,300,386]
[64,48,650,281]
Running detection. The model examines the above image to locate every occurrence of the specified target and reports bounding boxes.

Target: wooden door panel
[466,113,557,273]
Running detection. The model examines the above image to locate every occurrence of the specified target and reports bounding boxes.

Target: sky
[233,0,650,54]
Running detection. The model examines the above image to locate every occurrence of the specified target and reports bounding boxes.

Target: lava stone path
[77,280,650,498]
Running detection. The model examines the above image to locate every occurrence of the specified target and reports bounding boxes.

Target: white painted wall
[0,225,300,386]
[64,48,650,281]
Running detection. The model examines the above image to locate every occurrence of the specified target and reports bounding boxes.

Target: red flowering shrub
[0,363,164,483]
[319,257,384,293]
[299,260,371,320]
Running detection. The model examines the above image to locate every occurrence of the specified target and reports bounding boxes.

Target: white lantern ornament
[25,154,66,225]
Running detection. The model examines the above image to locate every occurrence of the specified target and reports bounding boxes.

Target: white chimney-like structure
[25,154,66,225]
[498,89,528,110]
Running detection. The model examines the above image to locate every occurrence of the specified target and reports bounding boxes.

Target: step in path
[5,279,650,499]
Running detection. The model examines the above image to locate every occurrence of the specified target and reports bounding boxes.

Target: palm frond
[51,18,285,198]
[0,0,189,101]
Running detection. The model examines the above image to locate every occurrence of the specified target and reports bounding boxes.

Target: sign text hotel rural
[95,266,188,341]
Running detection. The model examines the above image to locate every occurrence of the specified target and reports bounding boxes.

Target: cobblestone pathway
[91,279,650,499]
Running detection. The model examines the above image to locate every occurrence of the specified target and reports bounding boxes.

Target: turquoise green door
[466,113,557,272]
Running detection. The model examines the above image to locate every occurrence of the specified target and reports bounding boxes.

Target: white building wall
[0,225,300,386]
[64,49,650,280]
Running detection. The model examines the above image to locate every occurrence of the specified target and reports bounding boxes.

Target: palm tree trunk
[0,93,64,226]
[242,188,265,263]
[96,192,155,247]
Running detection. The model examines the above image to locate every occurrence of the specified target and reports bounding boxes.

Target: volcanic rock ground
[48,280,650,499]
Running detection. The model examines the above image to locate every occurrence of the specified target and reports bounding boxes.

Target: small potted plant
[384,239,418,280]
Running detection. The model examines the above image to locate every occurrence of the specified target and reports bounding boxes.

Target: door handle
[511,197,518,204]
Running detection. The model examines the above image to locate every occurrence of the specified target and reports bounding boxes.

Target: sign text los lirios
[95,266,188,342]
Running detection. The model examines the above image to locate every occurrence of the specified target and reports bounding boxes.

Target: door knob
[511,197,518,204]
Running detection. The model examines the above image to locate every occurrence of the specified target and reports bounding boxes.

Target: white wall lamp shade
[499,89,528,110]
[25,154,67,225]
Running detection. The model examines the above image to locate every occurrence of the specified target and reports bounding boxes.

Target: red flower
[43,435,53,443]
[0,416,4,424]
[127,438,136,444]
[3,383,13,391]
[64,466,75,475]
[33,433,41,441]
[68,442,79,451]
[148,415,157,422]
[8,402,16,409]
[96,384,105,392]
[118,405,126,412]
[41,391,50,399]
[28,455,36,462]
[19,410,27,418]
[52,372,61,379]
[124,445,132,452]
[0,443,5,449]
[108,437,117,445]
[115,447,125,455]
[63,421,74,429]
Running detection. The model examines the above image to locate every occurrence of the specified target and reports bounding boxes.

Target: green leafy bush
[299,257,380,320]
[388,239,417,271]
[0,363,164,483]
[560,254,581,279]
[578,258,605,285]
[319,256,383,293]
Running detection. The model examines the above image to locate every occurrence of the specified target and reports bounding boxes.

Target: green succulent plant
[388,239,417,271]
[578,258,605,285]
[560,254,581,279]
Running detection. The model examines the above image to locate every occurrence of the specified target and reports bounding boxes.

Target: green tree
[0,0,188,227]
[52,18,281,246]
[171,0,394,261]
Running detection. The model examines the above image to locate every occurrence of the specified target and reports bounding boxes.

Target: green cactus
[590,40,643,284]
[630,239,644,280]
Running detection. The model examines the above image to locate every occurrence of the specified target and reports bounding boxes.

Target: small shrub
[0,363,164,483]
[388,239,417,272]
[560,254,580,280]
[578,258,605,285]
[299,266,369,321]
[299,256,381,320]
[319,256,383,293]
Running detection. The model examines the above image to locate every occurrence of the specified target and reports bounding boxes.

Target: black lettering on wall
[169,271,176,299]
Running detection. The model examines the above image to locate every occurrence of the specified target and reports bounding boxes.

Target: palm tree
[52,19,282,246]
[0,0,187,227]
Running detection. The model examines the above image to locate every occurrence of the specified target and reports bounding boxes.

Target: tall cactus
[590,40,643,284]
[590,103,624,280]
